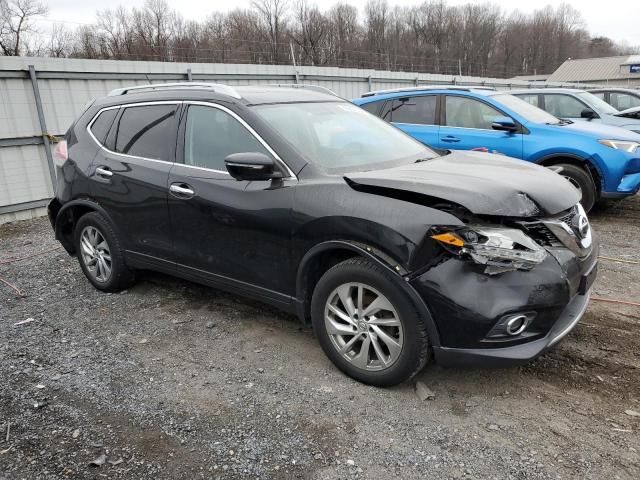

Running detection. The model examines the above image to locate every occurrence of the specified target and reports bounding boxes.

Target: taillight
[53,140,68,166]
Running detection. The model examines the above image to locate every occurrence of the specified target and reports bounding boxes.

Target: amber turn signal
[431,232,465,247]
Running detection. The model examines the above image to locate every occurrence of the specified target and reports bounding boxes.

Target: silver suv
[510,88,640,134]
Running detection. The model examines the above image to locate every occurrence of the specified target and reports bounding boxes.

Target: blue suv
[353,87,640,211]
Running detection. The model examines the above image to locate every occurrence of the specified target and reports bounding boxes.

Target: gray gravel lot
[1,196,639,479]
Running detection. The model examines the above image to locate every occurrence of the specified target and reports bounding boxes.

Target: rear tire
[311,257,430,387]
[74,212,135,292]
[556,163,596,212]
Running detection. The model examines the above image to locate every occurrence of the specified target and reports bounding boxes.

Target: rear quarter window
[359,101,384,116]
[89,108,118,145]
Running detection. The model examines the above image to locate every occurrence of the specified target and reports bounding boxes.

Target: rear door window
[543,94,587,118]
[389,96,437,125]
[610,92,640,110]
[113,104,179,161]
[517,94,540,107]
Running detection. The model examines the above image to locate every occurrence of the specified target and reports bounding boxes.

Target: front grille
[521,205,577,248]
[523,223,563,247]
[557,207,577,226]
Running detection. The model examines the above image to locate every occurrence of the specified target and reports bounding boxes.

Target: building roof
[548,55,640,83]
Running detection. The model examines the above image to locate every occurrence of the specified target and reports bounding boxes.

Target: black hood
[345,151,580,217]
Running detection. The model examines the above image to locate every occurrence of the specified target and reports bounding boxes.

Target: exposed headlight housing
[598,139,640,153]
[431,226,547,275]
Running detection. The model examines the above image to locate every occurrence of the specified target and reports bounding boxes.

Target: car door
[542,94,600,123]
[89,102,179,265]
[167,102,295,302]
[383,95,440,149]
[438,95,523,159]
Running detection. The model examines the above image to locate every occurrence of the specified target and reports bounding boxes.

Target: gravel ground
[1,196,639,479]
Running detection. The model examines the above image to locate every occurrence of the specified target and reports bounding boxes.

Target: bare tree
[251,0,288,63]
[0,0,47,56]
[58,0,634,78]
[47,22,73,57]
[364,0,390,68]
[291,0,327,65]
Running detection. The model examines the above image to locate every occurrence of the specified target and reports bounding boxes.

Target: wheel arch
[53,199,117,254]
[295,240,441,347]
[535,153,603,195]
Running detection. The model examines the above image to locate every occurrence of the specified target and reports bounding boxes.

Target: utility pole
[290,41,300,84]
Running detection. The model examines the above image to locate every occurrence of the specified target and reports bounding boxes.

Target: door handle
[170,183,195,198]
[441,136,461,143]
[95,166,113,178]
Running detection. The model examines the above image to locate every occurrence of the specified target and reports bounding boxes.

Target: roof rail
[107,82,242,99]
[361,85,496,97]
[268,83,340,97]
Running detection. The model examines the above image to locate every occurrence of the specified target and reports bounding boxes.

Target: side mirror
[580,108,598,119]
[491,116,519,132]
[224,152,283,181]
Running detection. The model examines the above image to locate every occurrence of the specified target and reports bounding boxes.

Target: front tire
[311,257,430,387]
[74,212,135,292]
[556,163,597,212]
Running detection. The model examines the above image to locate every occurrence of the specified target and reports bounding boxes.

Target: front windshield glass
[253,102,437,172]
[577,91,620,114]
[491,93,561,124]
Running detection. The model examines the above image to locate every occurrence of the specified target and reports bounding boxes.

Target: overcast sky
[42,0,640,46]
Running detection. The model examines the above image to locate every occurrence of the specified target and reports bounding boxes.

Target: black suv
[49,83,598,386]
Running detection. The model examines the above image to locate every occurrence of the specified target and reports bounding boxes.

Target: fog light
[486,312,536,339]
[505,315,529,336]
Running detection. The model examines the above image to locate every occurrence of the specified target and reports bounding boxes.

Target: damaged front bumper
[409,232,599,368]
[431,289,591,368]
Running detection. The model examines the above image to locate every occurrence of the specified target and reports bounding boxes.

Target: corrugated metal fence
[0,56,600,223]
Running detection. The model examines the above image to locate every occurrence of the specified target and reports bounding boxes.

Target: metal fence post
[28,65,56,189]
[367,76,372,91]
[186,68,193,81]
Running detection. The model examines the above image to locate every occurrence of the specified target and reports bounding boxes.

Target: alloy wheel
[324,282,403,371]
[80,226,112,283]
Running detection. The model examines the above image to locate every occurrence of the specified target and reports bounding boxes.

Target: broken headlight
[430,226,547,274]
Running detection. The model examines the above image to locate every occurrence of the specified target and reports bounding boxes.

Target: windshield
[576,92,620,114]
[253,102,437,172]
[491,94,561,124]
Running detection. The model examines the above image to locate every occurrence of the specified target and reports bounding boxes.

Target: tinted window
[445,96,503,129]
[90,109,118,144]
[517,94,539,107]
[610,92,640,110]
[543,94,587,118]
[389,96,437,125]
[359,101,383,115]
[184,105,271,171]
[114,105,177,161]
[591,92,606,100]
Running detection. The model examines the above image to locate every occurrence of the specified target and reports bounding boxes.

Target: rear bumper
[432,290,591,368]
